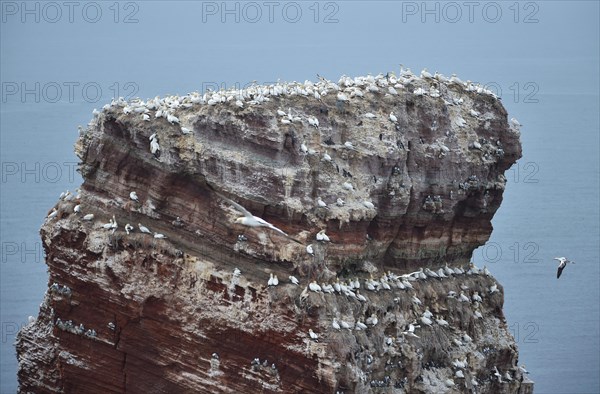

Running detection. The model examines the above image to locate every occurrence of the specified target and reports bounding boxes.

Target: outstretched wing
[206,182,304,244]
[557,264,565,279]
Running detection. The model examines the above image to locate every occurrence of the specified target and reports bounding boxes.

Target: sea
[1,2,598,393]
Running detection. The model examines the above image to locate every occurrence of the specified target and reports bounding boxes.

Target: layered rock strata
[16,72,532,393]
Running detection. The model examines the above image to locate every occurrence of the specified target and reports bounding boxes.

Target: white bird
[364,113,376,119]
[519,365,530,375]
[355,320,368,330]
[150,138,160,155]
[332,318,341,330]
[277,109,286,117]
[102,219,114,229]
[489,284,499,294]
[309,281,322,292]
[436,316,449,326]
[363,201,375,209]
[355,290,368,302]
[389,112,398,123]
[317,197,328,208]
[154,232,166,239]
[411,295,422,305]
[554,257,574,279]
[445,379,455,387]
[166,113,179,124]
[459,292,470,302]
[455,370,465,378]
[323,151,332,162]
[316,230,330,242]
[493,366,503,382]
[366,314,378,326]
[339,320,351,330]
[343,141,355,150]
[214,191,291,238]
[181,127,192,134]
[233,268,241,277]
[130,191,139,201]
[420,316,432,326]
[73,205,80,213]
[342,182,354,191]
[82,213,94,221]
[272,274,279,286]
[402,323,420,338]
[472,291,483,303]
[289,275,299,285]
[308,116,319,128]
[504,371,513,382]
[309,329,318,340]
[336,198,345,206]
[124,223,134,235]
[306,244,314,255]
[138,223,151,234]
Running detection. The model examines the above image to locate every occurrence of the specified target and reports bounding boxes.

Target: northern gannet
[82,213,94,221]
[138,223,151,234]
[309,281,322,292]
[363,201,375,209]
[306,244,314,255]
[389,112,398,123]
[309,329,318,340]
[323,151,332,161]
[268,273,279,286]
[316,230,330,242]
[125,223,134,234]
[339,319,351,330]
[289,275,300,285]
[154,232,166,239]
[554,257,574,278]
[342,182,354,191]
[317,197,328,208]
[130,191,139,201]
[366,313,378,326]
[332,318,341,330]
[308,116,319,128]
[73,204,80,213]
[211,188,295,240]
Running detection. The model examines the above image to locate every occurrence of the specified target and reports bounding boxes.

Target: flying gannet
[555,257,574,278]
[209,186,300,243]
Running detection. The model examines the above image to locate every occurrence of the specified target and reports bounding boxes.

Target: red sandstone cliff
[16,72,533,393]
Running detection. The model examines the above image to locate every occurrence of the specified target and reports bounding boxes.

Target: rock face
[17,72,533,393]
